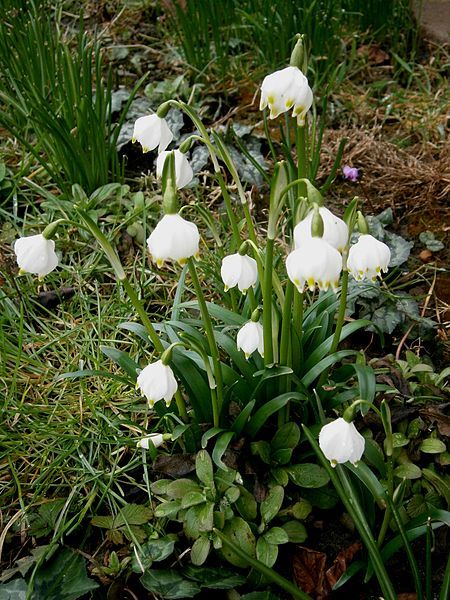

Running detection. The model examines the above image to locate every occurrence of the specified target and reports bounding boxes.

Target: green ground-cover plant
[0,0,143,195]
[3,34,449,600]
[163,0,418,86]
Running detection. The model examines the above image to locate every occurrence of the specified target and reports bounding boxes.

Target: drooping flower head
[260,66,313,124]
[132,114,173,154]
[286,237,343,293]
[347,234,391,282]
[237,321,264,359]
[136,433,165,449]
[319,417,365,467]
[147,213,200,267]
[342,166,359,182]
[294,207,349,252]
[137,360,178,408]
[221,253,258,293]
[156,149,194,189]
[14,234,59,277]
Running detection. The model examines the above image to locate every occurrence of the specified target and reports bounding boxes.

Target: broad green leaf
[287,464,329,488]
[220,517,256,568]
[100,346,139,379]
[292,500,312,520]
[392,433,410,448]
[154,500,182,519]
[150,479,171,495]
[90,515,114,529]
[260,485,284,525]
[0,578,27,599]
[185,502,214,537]
[235,486,258,521]
[419,439,446,454]
[345,462,387,504]
[251,440,272,464]
[394,463,422,480]
[195,450,215,489]
[301,350,356,387]
[271,467,289,487]
[302,320,372,375]
[179,301,246,327]
[181,492,206,509]
[166,479,202,499]
[212,431,235,470]
[32,548,98,600]
[140,569,200,599]
[281,521,307,543]
[246,393,303,438]
[231,400,256,436]
[115,504,153,527]
[181,565,246,589]
[131,535,177,572]
[263,527,289,545]
[256,537,278,567]
[422,469,450,505]
[301,487,338,509]
[190,536,211,566]
[271,422,300,452]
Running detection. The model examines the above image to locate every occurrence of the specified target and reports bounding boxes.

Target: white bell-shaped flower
[147,213,200,267]
[136,433,165,449]
[260,66,313,124]
[347,234,391,282]
[14,234,59,277]
[319,417,365,467]
[237,321,264,359]
[286,238,342,293]
[137,360,178,408]
[132,114,173,154]
[156,149,194,189]
[294,207,349,252]
[221,253,258,293]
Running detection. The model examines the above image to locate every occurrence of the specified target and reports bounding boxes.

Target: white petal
[147,214,200,265]
[14,234,59,277]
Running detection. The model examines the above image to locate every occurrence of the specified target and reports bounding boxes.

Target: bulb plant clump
[12,34,448,600]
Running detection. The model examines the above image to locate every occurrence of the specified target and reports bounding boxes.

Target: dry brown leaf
[325,541,362,588]
[292,546,331,600]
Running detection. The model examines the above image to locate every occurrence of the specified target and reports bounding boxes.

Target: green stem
[278,281,294,426]
[329,268,349,356]
[377,456,393,548]
[187,258,222,426]
[296,124,307,199]
[336,466,397,600]
[263,238,274,365]
[213,530,312,600]
[216,170,241,251]
[317,269,349,390]
[121,279,163,353]
[302,425,397,600]
[247,286,258,312]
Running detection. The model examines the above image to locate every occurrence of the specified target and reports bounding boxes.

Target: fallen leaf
[153,454,196,476]
[420,404,450,437]
[325,541,362,588]
[292,546,330,599]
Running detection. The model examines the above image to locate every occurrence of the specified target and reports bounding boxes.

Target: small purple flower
[342,165,359,182]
